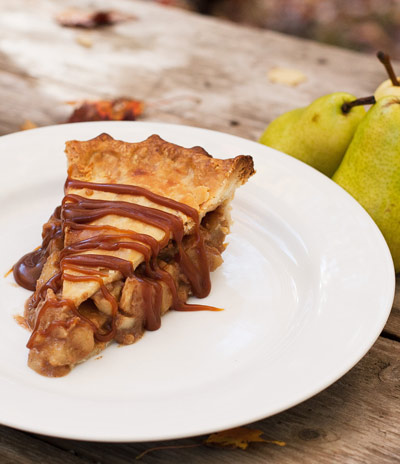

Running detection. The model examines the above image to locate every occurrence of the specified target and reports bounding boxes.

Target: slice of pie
[14,133,255,377]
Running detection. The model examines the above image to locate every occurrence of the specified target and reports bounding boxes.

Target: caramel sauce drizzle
[26,296,76,349]
[16,178,217,348]
[13,206,62,291]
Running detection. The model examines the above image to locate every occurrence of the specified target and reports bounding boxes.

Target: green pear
[259,92,368,177]
[375,51,400,100]
[375,77,400,100]
[333,96,400,272]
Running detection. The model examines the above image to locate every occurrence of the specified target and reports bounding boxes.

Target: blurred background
[152,0,400,59]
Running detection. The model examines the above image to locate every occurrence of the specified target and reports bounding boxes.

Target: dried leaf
[20,120,38,131]
[75,34,93,48]
[136,444,201,460]
[268,67,307,87]
[135,427,285,459]
[205,427,286,450]
[56,9,135,28]
[67,98,144,123]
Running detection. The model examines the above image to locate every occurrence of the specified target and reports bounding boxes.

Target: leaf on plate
[20,120,38,131]
[267,67,307,87]
[205,426,286,450]
[55,9,136,28]
[66,98,144,123]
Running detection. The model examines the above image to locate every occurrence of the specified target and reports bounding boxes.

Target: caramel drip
[65,178,200,222]
[26,296,76,349]
[62,273,118,342]
[59,264,109,277]
[62,192,210,296]
[27,272,62,313]
[65,178,211,296]
[13,207,62,291]
[62,254,133,278]
[15,177,216,346]
[137,276,163,331]
[62,233,156,263]
[62,194,182,249]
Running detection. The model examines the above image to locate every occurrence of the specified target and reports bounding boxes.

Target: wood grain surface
[0,0,399,463]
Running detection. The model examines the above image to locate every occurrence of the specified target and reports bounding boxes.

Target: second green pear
[259,92,366,177]
[333,96,400,272]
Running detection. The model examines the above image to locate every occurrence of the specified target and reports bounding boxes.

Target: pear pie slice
[14,133,255,377]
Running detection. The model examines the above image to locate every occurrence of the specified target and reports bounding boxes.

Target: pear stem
[341,96,376,114]
[377,51,399,86]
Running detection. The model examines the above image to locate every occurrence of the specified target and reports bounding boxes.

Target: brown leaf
[205,426,286,450]
[134,427,285,459]
[75,34,93,48]
[135,444,201,460]
[66,98,144,123]
[56,9,136,28]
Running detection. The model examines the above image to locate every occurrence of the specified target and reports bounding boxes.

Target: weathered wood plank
[383,277,400,339]
[0,427,90,464]
[37,337,400,464]
[0,0,393,140]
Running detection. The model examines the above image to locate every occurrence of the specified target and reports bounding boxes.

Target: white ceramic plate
[0,121,395,442]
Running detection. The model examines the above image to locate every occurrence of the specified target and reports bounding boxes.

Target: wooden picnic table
[1,0,400,462]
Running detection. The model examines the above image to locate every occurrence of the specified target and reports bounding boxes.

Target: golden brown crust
[66,133,255,213]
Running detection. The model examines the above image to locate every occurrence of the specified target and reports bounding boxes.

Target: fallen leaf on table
[56,8,136,28]
[268,67,307,86]
[75,34,93,48]
[66,98,144,122]
[135,427,285,459]
[20,120,38,131]
[135,444,201,460]
[205,426,286,450]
